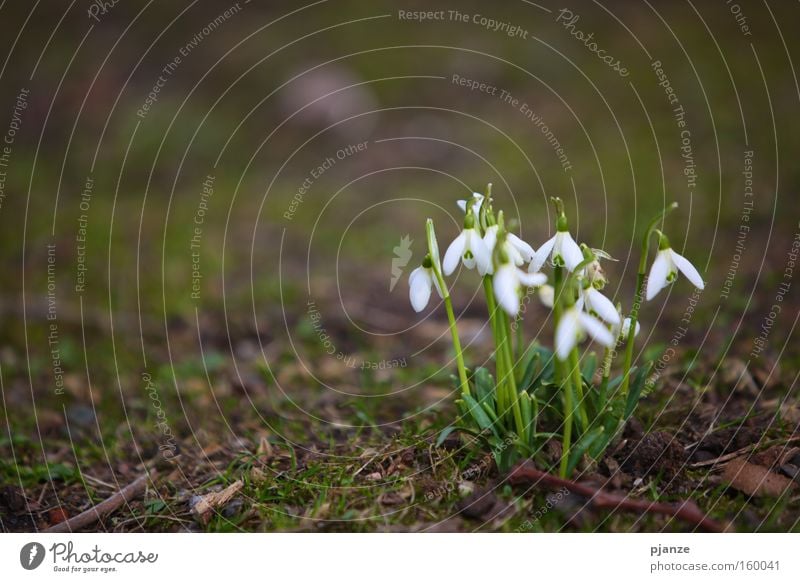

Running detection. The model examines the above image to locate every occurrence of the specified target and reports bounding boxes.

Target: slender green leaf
[462,394,496,434]
[581,353,597,384]
[473,367,495,403]
[435,426,457,448]
[624,363,653,419]
[567,426,605,475]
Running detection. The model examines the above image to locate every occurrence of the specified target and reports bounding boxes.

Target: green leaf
[567,426,605,475]
[624,363,653,419]
[462,394,497,435]
[581,353,597,384]
[435,426,458,447]
[518,349,540,389]
[481,401,500,424]
[472,367,495,403]
[519,392,532,444]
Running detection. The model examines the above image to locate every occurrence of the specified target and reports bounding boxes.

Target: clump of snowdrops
[407,186,704,477]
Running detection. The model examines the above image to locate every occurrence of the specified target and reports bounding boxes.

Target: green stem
[559,365,573,478]
[552,265,573,477]
[499,309,525,442]
[482,276,505,414]
[569,348,589,432]
[620,202,677,397]
[442,294,469,398]
[597,345,613,407]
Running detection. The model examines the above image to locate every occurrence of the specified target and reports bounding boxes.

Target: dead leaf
[722,458,796,497]
[48,507,69,526]
[190,480,244,524]
[257,436,274,463]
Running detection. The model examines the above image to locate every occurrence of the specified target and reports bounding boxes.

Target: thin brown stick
[688,436,800,468]
[508,461,724,532]
[44,471,156,533]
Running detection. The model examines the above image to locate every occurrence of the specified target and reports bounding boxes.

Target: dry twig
[508,461,723,532]
[44,471,156,533]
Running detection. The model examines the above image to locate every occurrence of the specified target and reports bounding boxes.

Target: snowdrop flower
[530,215,583,272]
[613,316,640,339]
[408,219,447,312]
[456,192,484,224]
[443,222,491,276]
[538,284,554,308]
[408,260,444,312]
[482,224,535,271]
[577,286,621,327]
[645,234,705,301]
[582,248,615,288]
[555,306,615,360]
[493,263,547,316]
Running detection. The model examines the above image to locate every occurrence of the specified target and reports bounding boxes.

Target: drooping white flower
[482,225,535,272]
[645,244,704,301]
[408,265,443,312]
[583,248,615,288]
[613,316,641,339]
[538,284,554,308]
[531,230,584,272]
[443,226,491,276]
[493,263,547,316]
[555,306,615,360]
[456,192,484,223]
[577,287,621,327]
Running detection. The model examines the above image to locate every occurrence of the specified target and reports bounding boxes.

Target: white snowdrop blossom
[531,229,584,272]
[583,248,615,288]
[482,225,535,272]
[613,317,640,339]
[645,246,704,301]
[456,193,484,224]
[493,263,547,316]
[408,265,443,312]
[538,284,554,308]
[443,226,491,276]
[577,286,621,327]
[555,306,615,360]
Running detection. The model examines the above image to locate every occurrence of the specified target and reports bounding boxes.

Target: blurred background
[0,0,798,530]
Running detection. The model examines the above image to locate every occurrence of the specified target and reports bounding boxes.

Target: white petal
[482,225,499,254]
[504,242,524,267]
[586,288,621,326]
[558,232,584,271]
[555,310,579,360]
[507,233,535,263]
[578,312,615,348]
[467,230,492,276]
[538,285,554,308]
[409,267,432,312]
[442,231,467,275]
[670,249,705,290]
[517,270,547,288]
[645,250,673,301]
[493,264,520,316]
[621,317,640,338]
[592,248,616,261]
[431,273,444,298]
[531,235,556,272]
[458,193,483,222]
